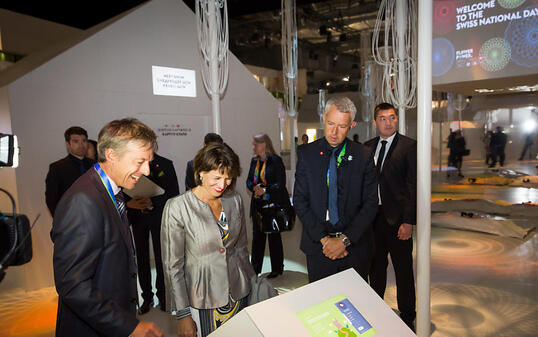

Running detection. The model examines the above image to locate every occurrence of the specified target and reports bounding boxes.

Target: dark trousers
[369,207,416,325]
[492,146,506,166]
[519,143,532,160]
[131,213,165,304]
[306,232,373,283]
[251,212,283,274]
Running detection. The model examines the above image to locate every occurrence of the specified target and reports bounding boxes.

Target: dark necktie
[115,191,136,257]
[115,191,128,224]
[377,140,388,176]
[328,147,339,225]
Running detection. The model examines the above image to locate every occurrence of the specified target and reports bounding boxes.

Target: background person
[126,153,180,315]
[450,130,466,177]
[246,133,287,278]
[364,102,417,332]
[162,143,255,337]
[45,126,94,217]
[490,126,507,168]
[86,139,98,161]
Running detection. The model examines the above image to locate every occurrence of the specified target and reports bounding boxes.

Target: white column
[396,0,407,135]
[208,0,221,134]
[289,116,296,183]
[417,0,432,336]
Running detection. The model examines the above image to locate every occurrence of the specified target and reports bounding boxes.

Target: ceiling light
[326,81,331,87]
[522,119,537,133]
[474,88,495,93]
[342,76,350,82]
[507,84,538,92]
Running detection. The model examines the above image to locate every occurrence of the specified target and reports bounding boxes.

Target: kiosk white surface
[209,268,416,337]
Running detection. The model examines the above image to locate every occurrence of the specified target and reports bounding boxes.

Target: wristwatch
[337,233,351,247]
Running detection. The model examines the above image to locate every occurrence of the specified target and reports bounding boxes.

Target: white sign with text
[152,66,196,97]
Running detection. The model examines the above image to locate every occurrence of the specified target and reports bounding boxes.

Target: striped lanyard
[326,143,347,186]
[94,163,121,216]
[253,157,267,185]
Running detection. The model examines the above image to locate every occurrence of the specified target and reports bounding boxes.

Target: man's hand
[398,223,413,240]
[253,184,265,197]
[131,322,163,337]
[177,316,197,337]
[321,237,348,260]
[126,196,152,210]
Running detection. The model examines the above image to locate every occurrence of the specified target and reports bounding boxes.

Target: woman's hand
[177,316,197,337]
[127,196,152,210]
[253,184,265,197]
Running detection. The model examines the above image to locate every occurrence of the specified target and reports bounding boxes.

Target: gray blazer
[161,190,255,310]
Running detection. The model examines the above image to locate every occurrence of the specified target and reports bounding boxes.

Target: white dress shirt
[374,132,397,205]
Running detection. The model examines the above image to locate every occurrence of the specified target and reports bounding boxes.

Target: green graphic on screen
[296,294,376,337]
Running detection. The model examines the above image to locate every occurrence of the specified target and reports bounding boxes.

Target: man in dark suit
[52,118,163,337]
[365,103,417,331]
[45,126,95,216]
[184,132,223,190]
[126,153,180,315]
[293,96,378,283]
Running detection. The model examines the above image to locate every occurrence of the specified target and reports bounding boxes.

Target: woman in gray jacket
[161,143,255,337]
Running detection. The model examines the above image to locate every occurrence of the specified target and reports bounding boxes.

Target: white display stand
[209,268,416,336]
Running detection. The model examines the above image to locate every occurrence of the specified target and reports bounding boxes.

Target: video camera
[0,133,33,283]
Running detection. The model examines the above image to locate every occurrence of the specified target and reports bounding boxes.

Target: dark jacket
[246,154,288,217]
[364,133,417,226]
[185,160,195,191]
[293,138,378,255]
[45,154,94,216]
[52,168,139,337]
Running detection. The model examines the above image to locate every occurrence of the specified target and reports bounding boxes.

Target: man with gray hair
[294,96,378,282]
[52,118,163,337]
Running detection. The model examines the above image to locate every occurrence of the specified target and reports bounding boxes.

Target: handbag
[247,273,278,305]
[259,205,295,234]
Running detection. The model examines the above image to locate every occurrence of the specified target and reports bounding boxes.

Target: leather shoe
[267,271,283,279]
[137,300,152,315]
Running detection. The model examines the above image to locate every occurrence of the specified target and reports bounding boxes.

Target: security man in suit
[365,103,417,331]
[45,126,95,216]
[293,96,378,283]
[52,118,163,337]
[127,153,180,315]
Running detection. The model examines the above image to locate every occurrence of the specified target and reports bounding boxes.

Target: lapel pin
[320,151,324,155]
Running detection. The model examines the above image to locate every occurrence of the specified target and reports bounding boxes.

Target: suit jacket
[161,190,254,310]
[364,133,417,226]
[45,154,94,216]
[184,160,195,191]
[52,168,139,337]
[293,138,378,255]
[127,154,180,224]
[246,154,289,217]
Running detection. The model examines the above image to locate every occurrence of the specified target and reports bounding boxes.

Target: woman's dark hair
[193,143,241,192]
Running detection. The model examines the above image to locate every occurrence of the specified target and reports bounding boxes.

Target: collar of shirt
[100,166,121,195]
[375,132,397,160]
[323,137,347,155]
[68,153,86,164]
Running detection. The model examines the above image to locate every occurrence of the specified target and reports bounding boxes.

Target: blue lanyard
[94,163,121,216]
